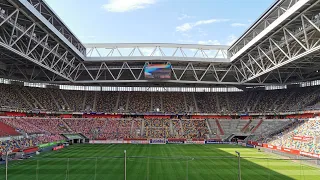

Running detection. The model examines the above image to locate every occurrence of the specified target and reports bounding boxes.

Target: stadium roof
[0,0,319,87]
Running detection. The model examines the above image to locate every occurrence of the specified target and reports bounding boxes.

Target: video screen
[145,64,171,79]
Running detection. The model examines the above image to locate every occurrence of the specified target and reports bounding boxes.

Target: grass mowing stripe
[1,144,319,180]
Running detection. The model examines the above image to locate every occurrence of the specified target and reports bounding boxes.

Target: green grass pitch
[1,144,319,180]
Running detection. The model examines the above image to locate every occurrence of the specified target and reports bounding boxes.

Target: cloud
[102,0,156,12]
[226,34,238,45]
[231,23,248,27]
[198,28,208,36]
[194,19,228,26]
[176,18,229,32]
[178,14,192,20]
[181,33,192,38]
[176,23,193,32]
[198,40,221,45]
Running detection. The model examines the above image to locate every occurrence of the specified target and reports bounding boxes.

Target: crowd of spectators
[1,83,320,114]
[0,134,65,154]
[128,92,151,113]
[151,93,162,112]
[195,93,218,113]
[50,88,68,111]
[96,91,118,113]
[227,92,248,113]
[264,119,320,154]
[0,85,29,110]
[144,118,170,138]
[64,119,105,139]
[0,138,36,153]
[280,87,319,112]
[27,88,57,111]
[181,120,208,139]
[1,116,320,156]
[132,119,142,137]
[254,90,279,113]
[1,118,43,134]
[117,92,129,112]
[18,86,39,109]
[217,93,229,112]
[84,91,95,112]
[172,120,182,137]
[0,117,69,154]
[61,90,85,112]
[162,93,185,113]
[185,93,196,112]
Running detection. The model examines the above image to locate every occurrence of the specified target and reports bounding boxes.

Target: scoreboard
[145,64,171,79]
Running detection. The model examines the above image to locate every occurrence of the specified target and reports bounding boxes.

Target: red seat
[0,121,20,137]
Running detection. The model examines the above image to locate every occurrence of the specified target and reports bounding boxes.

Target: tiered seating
[227,92,249,113]
[172,119,181,137]
[18,86,37,108]
[65,119,105,139]
[25,118,71,135]
[162,93,185,113]
[195,93,218,113]
[245,91,262,112]
[34,134,64,144]
[96,91,117,112]
[1,84,320,113]
[254,90,279,113]
[0,118,69,154]
[50,89,68,110]
[254,119,292,137]
[61,90,85,112]
[185,93,195,112]
[101,119,118,139]
[84,91,95,111]
[0,134,65,154]
[217,93,229,112]
[0,84,29,109]
[281,87,319,112]
[1,118,43,134]
[181,120,207,139]
[128,92,151,113]
[117,92,129,112]
[0,121,20,137]
[28,88,57,111]
[144,119,170,138]
[151,92,162,111]
[0,138,36,153]
[131,119,142,138]
[117,119,132,139]
[267,119,320,154]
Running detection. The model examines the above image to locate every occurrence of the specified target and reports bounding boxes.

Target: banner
[23,147,39,154]
[130,140,149,144]
[53,145,64,151]
[150,139,166,144]
[259,143,315,157]
[300,151,320,158]
[185,140,205,144]
[293,136,313,142]
[205,140,230,144]
[246,144,254,148]
[90,140,128,144]
[38,140,65,148]
[167,139,185,144]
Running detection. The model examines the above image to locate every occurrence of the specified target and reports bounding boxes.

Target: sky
[44,0,275,45]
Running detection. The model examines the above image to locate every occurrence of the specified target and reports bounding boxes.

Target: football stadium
[0,0,320,179]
